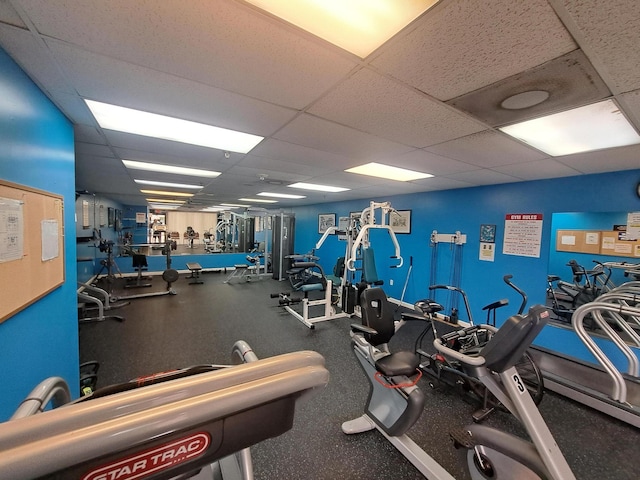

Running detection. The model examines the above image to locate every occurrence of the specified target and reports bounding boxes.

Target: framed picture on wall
[480,224,497,243]
[390,210,411,234]
[99,204,106,227]
[318,213,336,234]
[107,207,115,228]
[114,209,123,232]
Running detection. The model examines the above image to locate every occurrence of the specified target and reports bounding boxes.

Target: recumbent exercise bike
[343,287,575,479]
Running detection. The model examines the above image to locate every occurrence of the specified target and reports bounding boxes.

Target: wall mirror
[547,211,640,344]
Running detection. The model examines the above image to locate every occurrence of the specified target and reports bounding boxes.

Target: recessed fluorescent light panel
[134,179,203,189]
[123,160,220,178]
[288,182,350,192]
[499,99,640,156]
[345,162,433,181]
[145,198,186,204]
[246,0,439,58]
[220,203,251,208]
[149,203,181,210]
[140,190,194,197]
[85,99,264,154]
[238,198,279,204]
[257,192,306,199]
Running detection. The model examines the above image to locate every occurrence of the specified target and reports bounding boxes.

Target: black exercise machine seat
[353,288,420,377]
[289,261,327,292]
[0,350,329,480]
[434,305,550,373]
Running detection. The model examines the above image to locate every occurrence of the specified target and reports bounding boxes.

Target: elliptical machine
[342,287,575,479]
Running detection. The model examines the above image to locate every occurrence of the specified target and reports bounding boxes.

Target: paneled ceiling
[1,0,639,209]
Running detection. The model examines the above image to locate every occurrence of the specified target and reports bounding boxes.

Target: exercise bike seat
[359,288,421,376]
[375,351,421,377]
[413,299,444,316]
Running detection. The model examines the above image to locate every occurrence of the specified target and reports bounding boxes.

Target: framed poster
[318,213,336,234]
[480,224,496,243]
[99,204,106,227]
[107,207,115,228]
[390,210,411,234]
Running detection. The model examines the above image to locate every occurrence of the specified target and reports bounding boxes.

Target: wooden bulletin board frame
[0,180,65,323]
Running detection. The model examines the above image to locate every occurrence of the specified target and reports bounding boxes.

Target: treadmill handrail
[10,377,71,420]
[0,351,329,480]
[572,302,640,403]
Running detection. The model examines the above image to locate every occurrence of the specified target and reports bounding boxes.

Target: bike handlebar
[503,275,527,315]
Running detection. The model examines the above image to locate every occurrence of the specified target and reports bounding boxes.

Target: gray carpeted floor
[80,273,639,479]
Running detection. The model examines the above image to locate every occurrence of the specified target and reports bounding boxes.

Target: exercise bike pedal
[472,406,495,423]
[449,427,473,449]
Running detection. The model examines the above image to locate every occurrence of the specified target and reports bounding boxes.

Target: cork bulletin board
[0,180,65,323]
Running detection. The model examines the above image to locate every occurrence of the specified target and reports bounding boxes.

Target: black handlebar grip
[503,274,513,282]
[429,284,452,290]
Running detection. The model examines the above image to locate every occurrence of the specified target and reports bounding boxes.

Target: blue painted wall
[0,48,78,420]
[291,169,640,369]
[2,42,639,420]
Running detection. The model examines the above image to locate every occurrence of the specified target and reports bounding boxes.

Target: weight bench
[225,262,258,284]
[186,262,204,284]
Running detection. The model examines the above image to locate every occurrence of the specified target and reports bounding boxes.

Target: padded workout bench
[225,263,258,284]
[186,262,204,284]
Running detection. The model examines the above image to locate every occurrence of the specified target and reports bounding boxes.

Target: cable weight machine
[316,201,403,315]
[429,230,467,322]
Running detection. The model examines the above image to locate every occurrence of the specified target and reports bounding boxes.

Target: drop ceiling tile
[223,164,304,184]
[238,154,327,178]
[306,172,388,189]
[443,169,521,186]
[75,154,127,176]
[425,131,548,168]
[251,138,354,170]
[618,90,640,130]
[0,23,74,95]
[16,0,357,108]
[274,114,414,160]
[0,2,25,28]
[74,125,106,144]
[47,91,98,125]
[446,49,611,127]
[308,68,484,148]
[389,149,481,176]
[372,0,576,100]
[47,39,297,136]
[492,159,581,180]
[105,131,239,168]
[351,183,431,198]
[555,143,640,174]
[75,142,115,158]
[558,0,640,93]
[410,176,475,191]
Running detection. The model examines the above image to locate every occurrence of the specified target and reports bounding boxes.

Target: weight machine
[315,201,403,315]
[111,239,179,301]
[429,229,467,320]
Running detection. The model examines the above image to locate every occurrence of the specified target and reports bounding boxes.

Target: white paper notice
[41,219,59,261]
[503,213,543,258]
[479,242,495,262]
[0,197,24,262]
[627,211,640,241]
